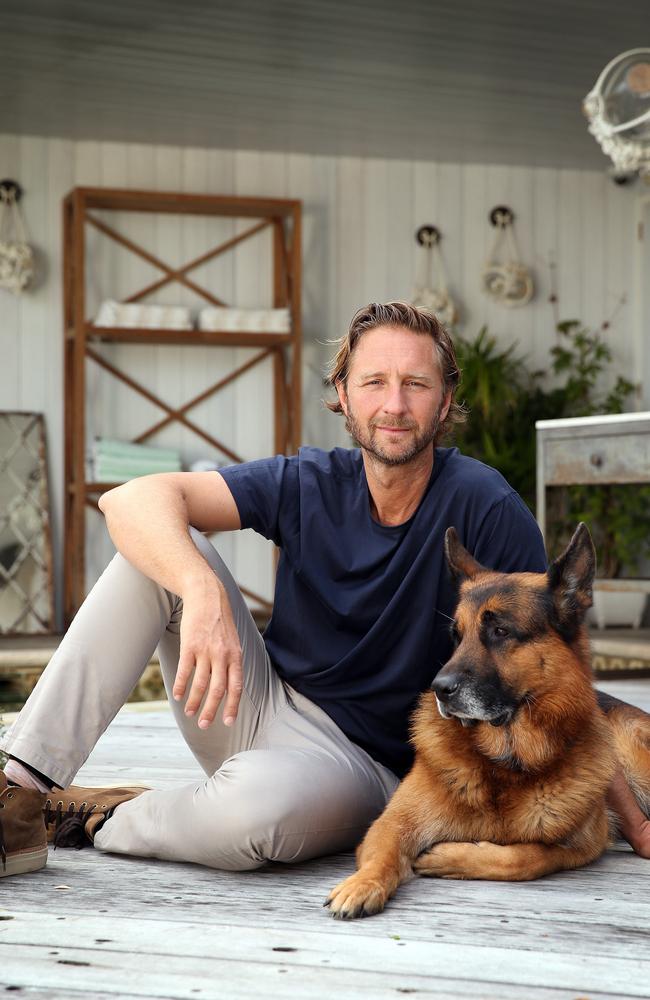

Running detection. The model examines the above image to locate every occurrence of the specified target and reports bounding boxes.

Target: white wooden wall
[0,133,643,629]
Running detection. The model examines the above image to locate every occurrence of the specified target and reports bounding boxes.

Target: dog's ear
[444,527,486,582]
[547,522,596,624]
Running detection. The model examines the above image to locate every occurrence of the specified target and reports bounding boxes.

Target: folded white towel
[198,307,291,333]
[95,300,193,330]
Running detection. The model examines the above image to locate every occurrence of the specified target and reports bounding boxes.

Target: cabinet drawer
[543,433,650,485]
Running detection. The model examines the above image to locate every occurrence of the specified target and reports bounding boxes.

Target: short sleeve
[472,492,547,573]
[219,455,297,546]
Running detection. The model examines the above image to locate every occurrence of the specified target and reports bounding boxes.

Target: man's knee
[199,749,376,870]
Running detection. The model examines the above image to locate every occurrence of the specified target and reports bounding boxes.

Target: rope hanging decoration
[411,225,459,327]
[0,180,34,295]
[481,206,534,308]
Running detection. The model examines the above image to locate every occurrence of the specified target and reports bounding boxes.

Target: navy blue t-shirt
[220,446,547,778]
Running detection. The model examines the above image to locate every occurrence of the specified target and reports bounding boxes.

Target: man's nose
[431,672,462,701]
[381,385,407,414]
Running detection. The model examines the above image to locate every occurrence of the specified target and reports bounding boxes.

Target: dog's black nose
[431,673,461,700]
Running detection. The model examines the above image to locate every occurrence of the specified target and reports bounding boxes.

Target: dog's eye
[493,625,509,638]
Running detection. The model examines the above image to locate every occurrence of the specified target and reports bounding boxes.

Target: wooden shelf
[63,186,302,627]
[84,324,292,348]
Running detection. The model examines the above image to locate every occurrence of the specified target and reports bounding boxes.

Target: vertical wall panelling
[581,172,607,334]
[335,157,365,354]
[0,134,21,406]
[362,159,389,305]
[605,181,636,379]
[0,132,641,624]
[385,160,413,304]
[633,195,650,408]
[435,162,463,336]
[460,164,488,336]
[531,167,559,373]
[556,170,584,323]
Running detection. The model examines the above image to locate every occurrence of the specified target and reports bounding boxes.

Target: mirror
[0,412,55,635]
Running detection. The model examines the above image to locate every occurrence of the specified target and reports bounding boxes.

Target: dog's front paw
[324,872,390,920]
[414,841,480,879]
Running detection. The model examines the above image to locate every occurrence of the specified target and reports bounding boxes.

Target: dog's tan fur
[325,524,650,919]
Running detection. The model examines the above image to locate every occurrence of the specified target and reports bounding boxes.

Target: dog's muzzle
[431,671,517,727]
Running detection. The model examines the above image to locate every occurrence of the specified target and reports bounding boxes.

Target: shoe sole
[0,845,47,877]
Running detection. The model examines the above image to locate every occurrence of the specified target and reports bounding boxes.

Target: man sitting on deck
[2,301,649,878]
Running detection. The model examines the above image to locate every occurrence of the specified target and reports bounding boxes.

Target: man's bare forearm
[98,473,235,599]
[99,471,245,727]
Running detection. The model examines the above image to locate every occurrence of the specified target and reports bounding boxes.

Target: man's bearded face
[343,392,449,466]
[338,326,451,467]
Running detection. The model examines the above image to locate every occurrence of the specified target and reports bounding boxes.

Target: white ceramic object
[588,580,650,629]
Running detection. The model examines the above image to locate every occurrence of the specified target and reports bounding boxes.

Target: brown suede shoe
[43,784,148,848]
[0,773,48,877]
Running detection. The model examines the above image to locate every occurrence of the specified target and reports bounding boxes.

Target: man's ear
[439,388,452,424]
[335,379,348,416]
[444,527,487,583]
[547,522,596,624]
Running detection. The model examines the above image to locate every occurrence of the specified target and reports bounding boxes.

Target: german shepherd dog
[325,523,650,919]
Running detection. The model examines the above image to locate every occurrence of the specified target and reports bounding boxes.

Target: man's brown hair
[324,301,466,438]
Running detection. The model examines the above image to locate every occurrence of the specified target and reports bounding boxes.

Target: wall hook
[0,179,23,202]
[416,225,441,247]
[489,205,514,228]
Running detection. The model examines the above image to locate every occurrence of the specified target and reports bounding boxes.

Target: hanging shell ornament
[411,225,460,327]
[481,207,533,308]
[0,182,34,295]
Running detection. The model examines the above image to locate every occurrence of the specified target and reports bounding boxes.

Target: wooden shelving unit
[63,186,302,627]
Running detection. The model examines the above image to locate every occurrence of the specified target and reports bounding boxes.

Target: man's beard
[344,397,447,467]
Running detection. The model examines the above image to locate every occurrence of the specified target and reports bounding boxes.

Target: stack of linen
[198,307,291,332]
[94,300,193,330]
[94,439,182,483]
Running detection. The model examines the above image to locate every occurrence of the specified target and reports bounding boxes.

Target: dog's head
[431,523,595,728]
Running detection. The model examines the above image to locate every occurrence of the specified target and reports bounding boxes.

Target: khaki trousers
[0,530,398,870]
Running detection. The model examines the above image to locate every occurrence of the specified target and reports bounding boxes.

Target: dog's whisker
[434,608,456,623]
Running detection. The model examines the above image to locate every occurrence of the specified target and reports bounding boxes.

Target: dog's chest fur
[410,693,616,845]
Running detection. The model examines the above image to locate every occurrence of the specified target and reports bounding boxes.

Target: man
[1,301,647,877]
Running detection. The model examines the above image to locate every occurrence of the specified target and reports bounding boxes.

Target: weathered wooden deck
[2,679,649,999]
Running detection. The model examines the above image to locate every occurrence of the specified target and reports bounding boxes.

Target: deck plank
[1,679,649,999]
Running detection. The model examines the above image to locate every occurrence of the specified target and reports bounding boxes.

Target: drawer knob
[590,453,604,468]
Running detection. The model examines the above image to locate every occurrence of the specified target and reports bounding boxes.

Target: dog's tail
[597,691,650,818]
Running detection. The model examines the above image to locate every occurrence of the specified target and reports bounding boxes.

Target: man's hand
[607,765,650,858]
[172,575,244,729]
